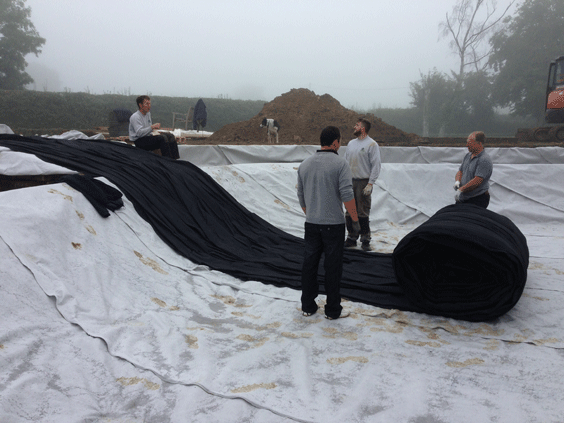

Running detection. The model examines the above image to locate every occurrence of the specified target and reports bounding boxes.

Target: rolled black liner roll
[392,204,529,321]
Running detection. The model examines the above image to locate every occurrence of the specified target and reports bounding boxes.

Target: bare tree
[439,0,515,80]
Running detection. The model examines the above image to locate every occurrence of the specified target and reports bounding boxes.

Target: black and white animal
[260,118,281,144]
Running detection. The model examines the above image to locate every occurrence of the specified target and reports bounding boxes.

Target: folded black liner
[61,174,124,217]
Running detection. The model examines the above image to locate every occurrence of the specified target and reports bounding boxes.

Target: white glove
[454,190,462,202]
[453,180,460,191]
[363,184,373,196]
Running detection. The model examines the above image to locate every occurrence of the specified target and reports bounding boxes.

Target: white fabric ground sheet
[1,144,563,423]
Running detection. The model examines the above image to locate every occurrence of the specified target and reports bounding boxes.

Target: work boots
[359,217,372,251]
[345,216,372,250]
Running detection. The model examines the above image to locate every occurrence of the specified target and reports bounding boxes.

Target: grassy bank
[0,90,265,134]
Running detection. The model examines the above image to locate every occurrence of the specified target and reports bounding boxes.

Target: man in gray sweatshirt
[129,95,179,159]
[297,126,360,320]
[343,118,381,251]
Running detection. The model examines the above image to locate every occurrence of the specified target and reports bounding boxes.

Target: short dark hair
[320,126,341,147]
[474,131,486,143]
[358,118,371,133]
[136,95,150,109]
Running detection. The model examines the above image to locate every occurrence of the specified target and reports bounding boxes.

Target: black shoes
[345,239,372,251]
[344,238,357,248]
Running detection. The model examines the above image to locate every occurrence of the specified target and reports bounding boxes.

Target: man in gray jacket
[297,126,360,320]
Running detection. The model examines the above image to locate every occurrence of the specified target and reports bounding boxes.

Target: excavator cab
[519,56,564,142]
[545,56,564,124]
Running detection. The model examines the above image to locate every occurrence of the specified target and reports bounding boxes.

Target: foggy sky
[24,0,516,110]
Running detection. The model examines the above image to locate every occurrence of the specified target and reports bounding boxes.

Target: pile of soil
[206,88,424,146]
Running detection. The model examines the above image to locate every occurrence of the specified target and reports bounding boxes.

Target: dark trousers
[301,223,345,319]
[345,178,371,242]
[458,191,490,208]
[134,133,179,159]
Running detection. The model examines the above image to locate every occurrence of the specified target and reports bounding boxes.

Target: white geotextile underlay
[168,128,213,138]
[0,146,78,175]
[1,145,564,422]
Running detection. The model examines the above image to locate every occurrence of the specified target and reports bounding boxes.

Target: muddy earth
[201,88,422,146]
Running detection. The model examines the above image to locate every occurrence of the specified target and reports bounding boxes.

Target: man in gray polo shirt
[297,126,360,320]
[454,131,493,208]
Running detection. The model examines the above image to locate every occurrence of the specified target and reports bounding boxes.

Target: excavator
[518,55,564,142]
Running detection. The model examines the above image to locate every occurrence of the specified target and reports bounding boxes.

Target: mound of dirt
[207,88,423,146]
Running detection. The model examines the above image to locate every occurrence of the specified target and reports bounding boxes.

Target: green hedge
[0,90,265,133]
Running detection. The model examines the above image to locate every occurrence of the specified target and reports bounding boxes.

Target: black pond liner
[0,135,528,321]
[392,203,529,321]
